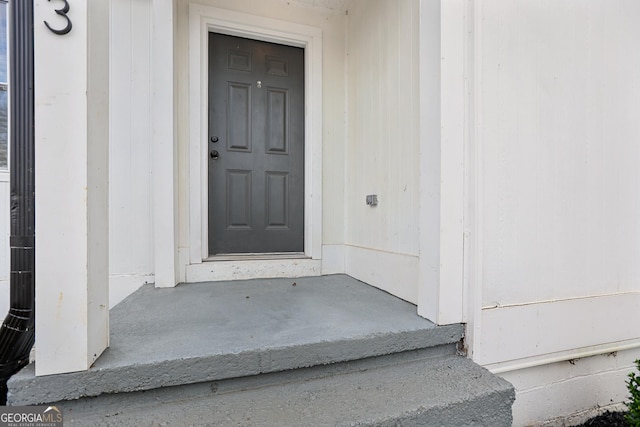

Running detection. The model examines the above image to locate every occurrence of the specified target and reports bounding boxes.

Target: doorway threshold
[205,252,308,262]
[186,255,320,282]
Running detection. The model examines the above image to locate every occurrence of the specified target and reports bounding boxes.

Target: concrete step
[8,275,464,405]
[54,352,514,426]
[7,275,514,425]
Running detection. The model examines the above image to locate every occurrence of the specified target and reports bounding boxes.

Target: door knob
[210,150,219,160]
[210,136,219,143]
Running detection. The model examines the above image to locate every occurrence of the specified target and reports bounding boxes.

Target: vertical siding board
[110,0,153,278]
[346,0,419,255]
[129,0,153,272]
[109,0,134,275]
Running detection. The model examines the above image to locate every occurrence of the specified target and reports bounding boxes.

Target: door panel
[208,33,304,255]
[266,88,288,153]
[226,170,252,229]
[227,83,252,152]
[266,172,289,228]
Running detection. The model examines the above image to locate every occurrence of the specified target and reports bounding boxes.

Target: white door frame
[187,4,323,280]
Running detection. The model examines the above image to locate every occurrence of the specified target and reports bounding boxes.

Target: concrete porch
[8,275,514,425]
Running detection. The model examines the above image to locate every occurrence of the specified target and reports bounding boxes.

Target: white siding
[320,10,348,246]
[346,0,419,255]
[479,0,640,307]
[344,0,420,303]
[471,0,640,422]
[475,0,640,360]
[109,0,154,306]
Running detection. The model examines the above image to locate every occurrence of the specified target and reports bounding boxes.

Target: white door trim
[188,4,323,270]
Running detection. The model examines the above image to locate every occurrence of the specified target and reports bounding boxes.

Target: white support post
[435,0,466,324]
[34,1,110,375]
[151,0,178,288]
[418,0,466,325]
[417,0,442,322]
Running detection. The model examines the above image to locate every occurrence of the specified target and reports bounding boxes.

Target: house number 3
[44,0,72,35]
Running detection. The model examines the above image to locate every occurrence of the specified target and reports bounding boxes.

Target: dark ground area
[576,411,629,427]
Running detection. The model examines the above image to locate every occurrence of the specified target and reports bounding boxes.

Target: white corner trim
[437,0,466,325]
[417,0,468,326]
[188,4,323,270]
[464,0,485,360]
[416,0,443,322]
[152,0,178,288]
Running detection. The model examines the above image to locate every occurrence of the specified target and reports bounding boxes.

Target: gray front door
[208,33,305,255]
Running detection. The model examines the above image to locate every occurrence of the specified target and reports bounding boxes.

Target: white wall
[480,0,640,307]
[344,0,420,304]
[108,0,154,306]
[469,0,640,423]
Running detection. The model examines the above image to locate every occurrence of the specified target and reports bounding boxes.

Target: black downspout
[0,0,35,405]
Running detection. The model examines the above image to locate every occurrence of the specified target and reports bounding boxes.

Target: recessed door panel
[266,88,288,154]
[226,170,252,229]
[227,50,251,71]
[227,83,252,152]
[266,56,288,76]
[266,172,289,229]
